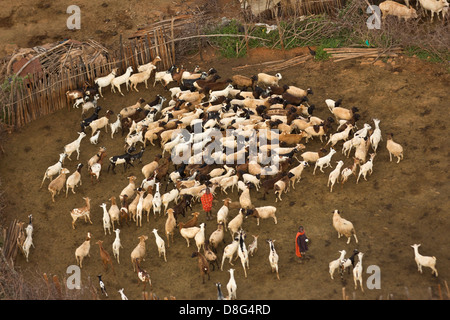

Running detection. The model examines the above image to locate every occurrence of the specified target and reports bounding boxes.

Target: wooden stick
[444,281,449,299]
[171,16,176,65]
[53,275,62,299]
[232,59,287,71]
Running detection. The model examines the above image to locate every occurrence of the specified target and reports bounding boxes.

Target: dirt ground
[0,0,241,57]
[1,0,449,301]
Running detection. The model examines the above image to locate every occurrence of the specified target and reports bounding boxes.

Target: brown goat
[171,66,187,85]
[202,79,233,92]
[178,211,200,229]
[155,156,171,182]
[194,74,221,90]
[231,75,255,89]
[261,172,286,200]
[203,240,220,271]
[119,194,130,226]
[191,251,210,284]
[279,131,308,146]
[96,240,115,274]
[48,168,70,202]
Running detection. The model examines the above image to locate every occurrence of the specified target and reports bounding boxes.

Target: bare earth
[0,0,449,301]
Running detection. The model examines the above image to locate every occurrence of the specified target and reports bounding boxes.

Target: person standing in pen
[295,226,309,262]
[201,187,214,220]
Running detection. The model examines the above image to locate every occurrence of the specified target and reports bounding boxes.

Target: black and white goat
[80,105,102,132]
[107,146,136,174]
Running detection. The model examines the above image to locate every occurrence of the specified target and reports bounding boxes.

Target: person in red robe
[295,226,309,261]
[200,188,214,220]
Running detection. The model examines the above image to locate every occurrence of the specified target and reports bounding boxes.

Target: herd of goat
[17,55,439,300]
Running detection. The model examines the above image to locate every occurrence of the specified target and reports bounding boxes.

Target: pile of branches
[202,0,449,62]
[335,0,449,59]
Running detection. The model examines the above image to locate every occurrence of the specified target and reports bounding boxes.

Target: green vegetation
[205,15,357,60]
[404,46,450,64]
[1,74,28,92]
[203,0,449,67]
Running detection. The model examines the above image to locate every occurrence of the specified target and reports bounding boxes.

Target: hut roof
[5,39,109,78]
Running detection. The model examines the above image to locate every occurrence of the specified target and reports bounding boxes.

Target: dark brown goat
[261,172,286,200]
[191,251,210,284]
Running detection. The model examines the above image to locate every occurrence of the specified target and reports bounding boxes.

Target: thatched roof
[4,39,109,78]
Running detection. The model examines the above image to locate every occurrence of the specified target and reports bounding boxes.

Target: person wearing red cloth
[200,188,214,220]
[295,226,309,262]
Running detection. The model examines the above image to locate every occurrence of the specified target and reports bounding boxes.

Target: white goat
[210,84,234,100]
[237,230,249,278]
[328,160,344,192]
[287,160,308,189]
[416,0,448,22]
[248,234,259,257]
[66,163,83,197]
[108,197,120,231]
[152,182,162,219]
[154,70,174,88]
[227,268,237,300]
[111,66,133,96]
[386,133,404,163]
[217,198,231,231]
[242,173,261,191]
[89,110,113,137]
[162,188,179,214]
[353,252,364,292]
[329,250,347,279]
[152,229,167,262]
[41,153,66,188]
[255,72,282,87]
[110,115,122,139]
[221,238,239,270]
[244,206,277,226]
[118,288,128,300]
[81,94,100,116]
[90,130,100,145]
[75,232,92,268]
[101,203,111,235]
[135,189,145,227]
[369,119,382,152]
[138,56,161,72]
[228,209,245,237]
[22,215,34,262]
[94,68,118,97]
[267,239,280,280]
[356,153,376,183]
[332,209,358,244]
[112,229,122,264]
[180,226,201,247]
[327,124,353,147]
[128,65,156,92]
[313,148,337,174]
[64,132,87,160]
[411,244,438,277]
[195,223,206,253]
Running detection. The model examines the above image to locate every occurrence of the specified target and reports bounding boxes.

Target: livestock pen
[0,0,449,302]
